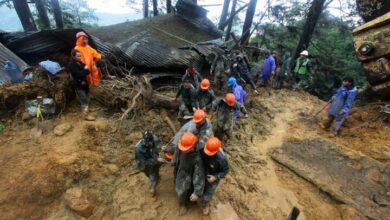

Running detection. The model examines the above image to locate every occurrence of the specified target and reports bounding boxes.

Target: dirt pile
[0,88,388,220]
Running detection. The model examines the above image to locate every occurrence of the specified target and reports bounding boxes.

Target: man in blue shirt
[322,77,357,135]
[258,49,276,87]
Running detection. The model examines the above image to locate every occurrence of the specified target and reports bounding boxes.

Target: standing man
[231,49,258,94]
[277,52,292,88]
[322,77,357,135]
[174,132,205,215]
[182,66,202,89]
[292,50,314,90]
[176,80,199,117]
[227,77,247,118]
[210,53,227,89]
[258,49,276,87]
[135,131,161,196]
[68,49,95,121]
[201,137,229,215]
[212,93,248,140]
[74,31,102,86]
[197,79,216,113]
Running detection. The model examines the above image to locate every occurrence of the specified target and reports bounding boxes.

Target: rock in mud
[105,164,120,175]
[63,187,95,217]
[54,123,73,136]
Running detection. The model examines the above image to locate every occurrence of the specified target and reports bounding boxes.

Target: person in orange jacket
[74,31,102,86]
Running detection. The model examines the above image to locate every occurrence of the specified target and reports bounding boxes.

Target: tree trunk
[166,0,172,13]
[293,0,326,59]
[143,0,149,18]
[241,0,258,45]
[35,0,51,29]
[51,0,63,29]
[152,0,158,16]
[225,0,237,41]
[12,0,37,31]
[218,0,231,30]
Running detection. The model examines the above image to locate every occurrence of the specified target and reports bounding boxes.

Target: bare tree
[293,0,327,59]
[166,0,172,13]
[225,0,237,40]
[35,0,51,29]
[143,0,149,18]
[152,0,158,16]
[241,0,258,45]
[12,0,37,31]
[218,0,231,30]
[51,0,64,29]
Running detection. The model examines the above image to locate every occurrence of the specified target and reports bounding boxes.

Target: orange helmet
[76,31,88,39]
[178,132,198,152]
[200,79,210,90]
[225,93,236,106]
[204,137,222,156]
[193,109,206,123]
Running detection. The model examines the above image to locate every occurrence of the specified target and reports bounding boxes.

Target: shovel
[30,96,44,138]
[313,97,334,118]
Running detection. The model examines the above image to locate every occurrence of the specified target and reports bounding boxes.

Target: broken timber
[272,138,390,220]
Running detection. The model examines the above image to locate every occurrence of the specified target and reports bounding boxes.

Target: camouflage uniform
[197,88,216,113]
[135,134,161,192]
[211,54,226,88]
[201,149,229,204]
[212,98,247,140]
[174,150,205,206]
[232,53,256,90]
[182,70,202,90]
[176,84,199,117]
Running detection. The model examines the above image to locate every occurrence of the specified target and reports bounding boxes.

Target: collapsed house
[0,0,226,112]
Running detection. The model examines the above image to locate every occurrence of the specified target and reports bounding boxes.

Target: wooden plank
[272,138,390,220]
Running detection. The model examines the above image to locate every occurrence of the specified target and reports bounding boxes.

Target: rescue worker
[197,79,216,113]
[182,66,202,89]
[201,137,229,215]
[135,131,161,195]
[174,132,205,215]
[231,49,258,94]
[258,49,276,87]
[210,53,226,89]
[164,109,213,154]
[68,49,95,121]
[176,80,199,117]
[277,52,292,88]
[212,93,248,140]
[74,31,102,86]
[292,50,314,90]
[322,77,357,135]
[227,77,247,118]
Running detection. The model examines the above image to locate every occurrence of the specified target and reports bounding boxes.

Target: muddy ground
[0,88,388,220]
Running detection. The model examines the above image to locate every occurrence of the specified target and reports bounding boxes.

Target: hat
[300,50,309,56]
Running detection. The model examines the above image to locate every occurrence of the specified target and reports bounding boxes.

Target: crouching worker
[201,137,229,215]
[135,131,161,196]
[176,80,199,118]
[322,77,357,135]
[175,132,205,215]
[227,77,247,118]
[212,93,248,140]
[68,49,95,121]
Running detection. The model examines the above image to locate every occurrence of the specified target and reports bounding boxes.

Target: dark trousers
[76,87,89,109]
[203,181,219,204]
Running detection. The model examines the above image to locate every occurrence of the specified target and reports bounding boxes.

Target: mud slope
[0,88,383,219]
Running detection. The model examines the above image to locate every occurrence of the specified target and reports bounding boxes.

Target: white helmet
[300,50,309,56]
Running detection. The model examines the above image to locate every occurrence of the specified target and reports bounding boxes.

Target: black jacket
[68,60,89,89]
[201,149,229,180]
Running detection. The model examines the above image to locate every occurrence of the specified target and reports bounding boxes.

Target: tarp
[0,42,28,84]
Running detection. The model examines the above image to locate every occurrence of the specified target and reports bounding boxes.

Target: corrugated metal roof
[0,42,28,84]
[0,29,132,66]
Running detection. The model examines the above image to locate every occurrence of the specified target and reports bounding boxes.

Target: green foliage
[250,6,367,100]
[0,122,5,133]
[60,0,98,28]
